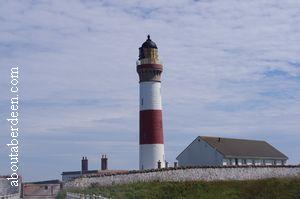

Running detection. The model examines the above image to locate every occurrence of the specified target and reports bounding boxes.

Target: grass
[66,177,300,199]
[56,189,66,199]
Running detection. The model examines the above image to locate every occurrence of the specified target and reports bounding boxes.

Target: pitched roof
[200,136,288,159]
[61,170,128,176]
[61,170,98,175]
[23,179,60,185]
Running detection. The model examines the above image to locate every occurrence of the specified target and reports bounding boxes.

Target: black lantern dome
[141,35,157,49]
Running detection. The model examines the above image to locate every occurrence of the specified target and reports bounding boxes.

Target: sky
[0,0,300,182]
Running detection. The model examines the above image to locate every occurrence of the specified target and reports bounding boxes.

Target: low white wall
[0,177,19,196]
[65,166,300,188]
[0,193,20,199]
[66,192,107,199]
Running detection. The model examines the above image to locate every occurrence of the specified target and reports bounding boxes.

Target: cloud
[0,0,300,181]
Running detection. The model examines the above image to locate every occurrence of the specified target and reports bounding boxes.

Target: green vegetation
[68,178,300,199]
[56,189,66,199]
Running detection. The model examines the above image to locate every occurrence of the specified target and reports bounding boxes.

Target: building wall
[0,176,20,196]
[222,158,286,166]
[177,138,287,167]
[177,137,224,167]
[23,183,60,198]
[65,166,300,188]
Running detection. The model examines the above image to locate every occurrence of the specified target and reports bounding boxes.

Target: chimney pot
[101,154,108,170]
[81,156,88,172]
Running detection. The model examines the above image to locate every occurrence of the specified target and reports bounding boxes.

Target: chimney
[81,157,88,173]
[101,154,108,170]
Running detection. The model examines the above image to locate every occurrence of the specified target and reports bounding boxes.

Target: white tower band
[137,35,165,170]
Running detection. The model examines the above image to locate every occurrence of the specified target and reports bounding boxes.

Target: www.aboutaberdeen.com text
[6,67,20,187]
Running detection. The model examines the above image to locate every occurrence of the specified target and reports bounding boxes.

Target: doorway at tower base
[139,144,165,170]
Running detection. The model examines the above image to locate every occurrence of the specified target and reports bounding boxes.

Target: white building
[176,136,288,167]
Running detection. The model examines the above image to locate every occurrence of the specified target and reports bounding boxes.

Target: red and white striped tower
[136,35,165,170]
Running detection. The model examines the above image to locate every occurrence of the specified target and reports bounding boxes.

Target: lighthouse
[137,35,165,170]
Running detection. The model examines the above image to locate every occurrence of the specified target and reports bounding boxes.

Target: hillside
[63,177,300,199]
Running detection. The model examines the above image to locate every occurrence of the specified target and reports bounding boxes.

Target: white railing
[0,193,20,199]
[66,192,108,199]
[136,58,162,65]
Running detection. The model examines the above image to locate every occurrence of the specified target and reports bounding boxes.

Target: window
[222,161,226,166]
[45,186,48,190]
[242,159,247,165]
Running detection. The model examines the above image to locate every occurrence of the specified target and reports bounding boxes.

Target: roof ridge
[200,135,266,142]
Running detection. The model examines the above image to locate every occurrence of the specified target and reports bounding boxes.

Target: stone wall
[65,166,300,188]
[0,176,19,196]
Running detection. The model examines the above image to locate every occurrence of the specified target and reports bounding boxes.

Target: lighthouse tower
[137,35,165,170]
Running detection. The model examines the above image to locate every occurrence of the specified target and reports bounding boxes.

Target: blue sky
[0,0,300,181]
